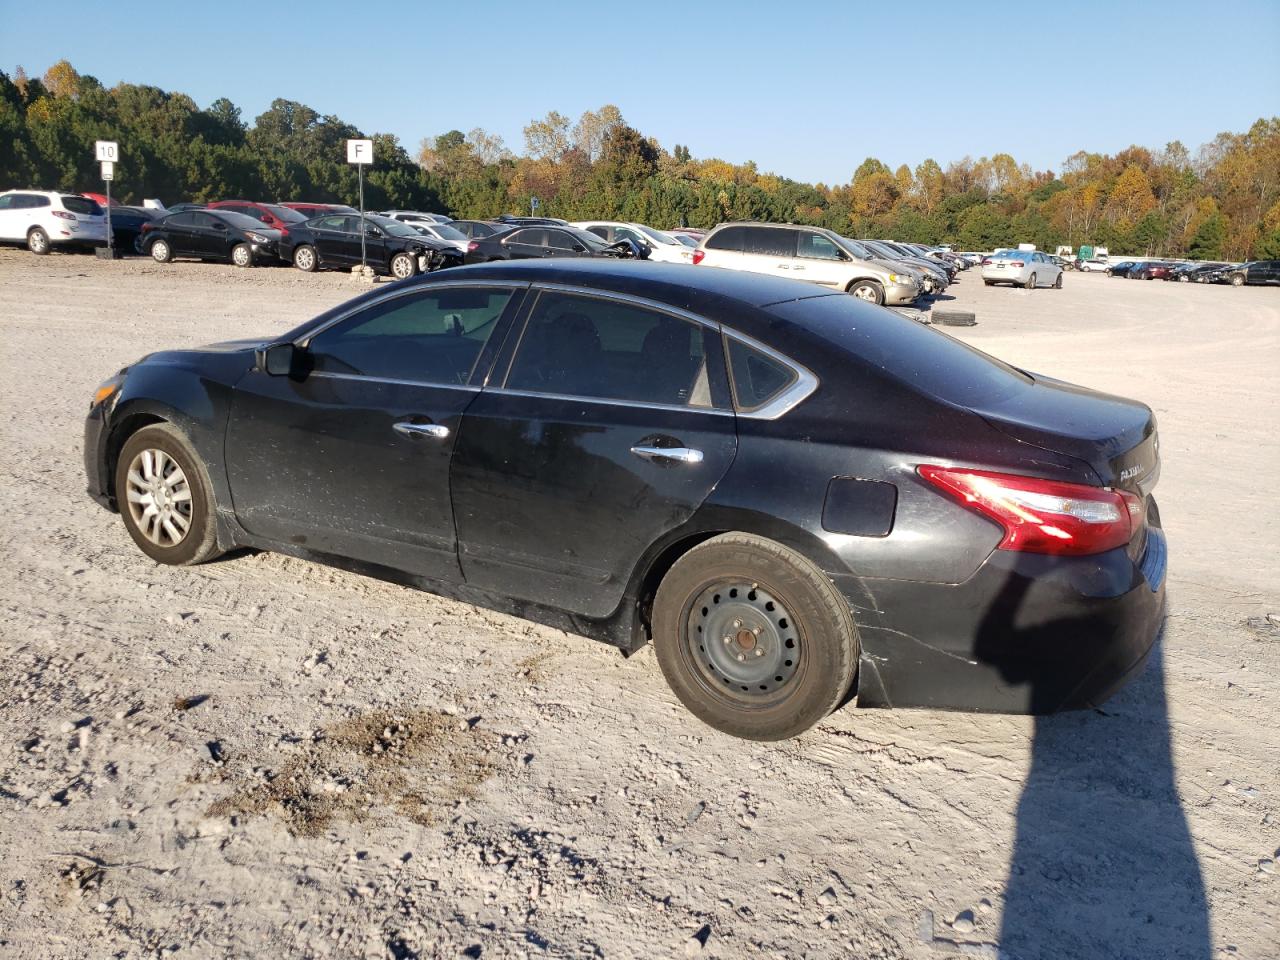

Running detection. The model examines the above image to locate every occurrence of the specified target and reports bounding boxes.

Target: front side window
[0,195,15,210]
[797,231,844,260]
[307,287,515,385]
[545,229,580,251]
[727,338,798,411]
[507,228,546,246]
[506,291,718,408]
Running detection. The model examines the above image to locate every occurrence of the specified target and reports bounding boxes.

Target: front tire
[27,227,50,255]
[1231,274,1245,287]
[847,279,884,305]
[150,239,172,263]
[389,251,417,280]
[231,243,253,268]
[293,244,318,272]
[114,424,220,566]
[652,533,858,741]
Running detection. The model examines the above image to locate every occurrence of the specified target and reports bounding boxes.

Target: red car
[206,200,307,234]
[279,202,359,219]
[81,192,121,208]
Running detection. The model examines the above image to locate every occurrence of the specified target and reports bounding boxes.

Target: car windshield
[672,234,697,247]
[431,224,468,242]
[636,225,676,245]
[62,196,102,216]
[264,204,307,223]
[838,237,875,259]
[862,240,900,259]
[769,294,1033,407]
[564,227,612,250]
[217,211,273,230]
[367,216,421,238]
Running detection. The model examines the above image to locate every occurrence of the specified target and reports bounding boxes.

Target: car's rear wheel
[847,279,884,304]
[114,424,220,566]
[652,533,858,741]
[231,243,252,268]
[1025,272,1037,289]
[983,278,994,286]
[293,244,318,272]
[150,239,172,263]
[27,227,50,255]
[389,252,417,280]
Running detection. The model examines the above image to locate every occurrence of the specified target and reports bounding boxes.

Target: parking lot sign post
[531,195,540,217]
[347,139,374,267]
[95,141,119,256]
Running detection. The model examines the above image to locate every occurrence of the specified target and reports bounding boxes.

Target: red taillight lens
[692,249,705,265]
[467,240,478,252]
[1009,260,1024,267]
[918,465,1142,556]
[53,210,76,220]
[981,257,991,265]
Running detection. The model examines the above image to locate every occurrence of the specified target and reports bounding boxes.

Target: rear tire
[293,244,318,272]
[1024,272,1037,289]
[983,279,995,286]
[847,279,884,305]
[231,243,252,268]
[27,227,50,255]
[652,533,858,741]
[150,239,172,263]
[114,423,221,566]
[389,251,417,280]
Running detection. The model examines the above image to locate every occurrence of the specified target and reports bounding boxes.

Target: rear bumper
[842,514,1168,713]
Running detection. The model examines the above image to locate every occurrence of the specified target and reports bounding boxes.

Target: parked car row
[1101,258,1280,286]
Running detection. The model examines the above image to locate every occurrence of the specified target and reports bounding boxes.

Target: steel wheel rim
[684,580,801,706]
[296,247,315,270]
[233,246,250,266]
[30,232,46,252]
[853,284,878,302]
[125,448,193,547]
[392,256,413,278]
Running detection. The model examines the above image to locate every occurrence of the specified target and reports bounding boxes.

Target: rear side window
[767,295,1032,406]
[62,196,97,213]
[727,338,798,411]
[308,287,514,385]
[744,228,797,258]
[705,226,746,252]
[506,291,718,408]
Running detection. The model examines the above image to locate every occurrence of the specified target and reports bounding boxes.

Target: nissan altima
[84,261,1166,740]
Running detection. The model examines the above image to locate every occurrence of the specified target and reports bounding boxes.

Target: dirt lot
[1,249,1277,960]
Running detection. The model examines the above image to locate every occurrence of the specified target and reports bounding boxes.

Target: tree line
[3,60,1278,260]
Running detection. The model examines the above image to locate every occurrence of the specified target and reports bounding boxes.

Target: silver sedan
[982,250,1063,289]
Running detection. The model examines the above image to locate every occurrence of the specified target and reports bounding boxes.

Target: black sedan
[463,224,643,264]
[140,209,281,267]
[102,205,155,253]
[83,261,1166,740]
[279,214,461,278]
[448,220,514,241]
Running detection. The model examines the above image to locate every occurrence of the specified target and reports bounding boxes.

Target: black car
[1224,260,1280,286]
[493,215,569,226]
[84,261,1166,741]
[463,225,644,264]
[140,209,280,267]
[102,205,155,253]
[279,214,461,278]
[449,220,514,241]
[1169,262,1223,282]
[1193,263,1237,283]
[1106,261,1138,277]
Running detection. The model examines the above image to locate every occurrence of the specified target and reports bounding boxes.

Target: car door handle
[630,445,704,464]
[393,421,450,440]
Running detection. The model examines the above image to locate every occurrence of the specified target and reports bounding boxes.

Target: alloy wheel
[124,448,193,547]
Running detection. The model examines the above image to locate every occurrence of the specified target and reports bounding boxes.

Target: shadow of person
[976,576,1211,960]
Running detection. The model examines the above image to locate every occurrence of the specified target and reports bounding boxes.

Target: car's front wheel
[847,279,884,304]
[293,244,318,272]
[389,251,417,280]
[1231,274,1245,287]
[114,423,220,566]
[652,533,858,741]
[231,243,253,268]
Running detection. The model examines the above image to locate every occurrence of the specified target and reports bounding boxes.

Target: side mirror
[366,226,382,237]
[572,244,586,252]
[255,342,298,377]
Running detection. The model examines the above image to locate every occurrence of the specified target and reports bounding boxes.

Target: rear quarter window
[766,295,1032,407]
[705,226,746,252]
[727,339,797,411]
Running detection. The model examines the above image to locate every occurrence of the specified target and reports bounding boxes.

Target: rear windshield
[62,196,102,215]
[767,295,1032,406]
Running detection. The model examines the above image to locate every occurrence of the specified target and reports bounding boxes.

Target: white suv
[572,221,692,263]
[0,190,108,254]
[694,222,920,305]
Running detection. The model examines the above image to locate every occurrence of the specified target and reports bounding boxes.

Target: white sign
[346,139,374,164]
[95,140,119,162]
[100,160,114,181]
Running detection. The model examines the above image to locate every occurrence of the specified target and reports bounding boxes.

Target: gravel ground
[0,249,1277,960]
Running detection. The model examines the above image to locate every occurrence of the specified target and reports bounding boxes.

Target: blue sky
[2,0,1277,185]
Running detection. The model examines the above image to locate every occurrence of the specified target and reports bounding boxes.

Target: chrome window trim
[297,279,529,346]
[528,283,721,331]
[723,329,819,421]
[485,387,734,418]
[308,372,482,391]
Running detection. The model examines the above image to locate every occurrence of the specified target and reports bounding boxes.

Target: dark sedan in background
[1225,259,1280,286]
[448,220,514,241]
[84,261,1166,740]
[1107,261,1139,277]
[463,224,645,264]
[140,209,280,267]
[279,213,461,277]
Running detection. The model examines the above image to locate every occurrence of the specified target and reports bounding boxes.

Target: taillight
[918,465,1142,556]
[141,222,154,233]
[53,210,76,220]
[981,257,991,265]
[1009,260,1024,267]
[692,249,705,265]
[467,240,478,252]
